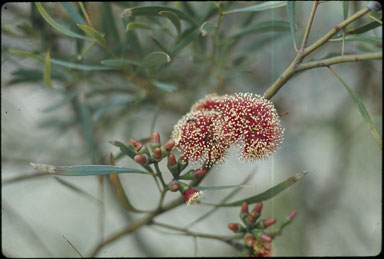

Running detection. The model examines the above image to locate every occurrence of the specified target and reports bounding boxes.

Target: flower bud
[253,202,263,214]
[178,157,188,172]
[179,168,207,180]
[163,139,175,152]
[246,212,258,225]
[153,147,162,161]
[282,210,298,227]
[134,154,149,165]
[240,202,249,224]
[255,218,276,229]
[227,223,244,233]
[130,139,150,155]
[168,181,180,192]
[194,168,207,178]
[244,234,255,247]
[150,131,161,152]
[184,189,203,205]
[167,153,179,178]
[260,233,273,243]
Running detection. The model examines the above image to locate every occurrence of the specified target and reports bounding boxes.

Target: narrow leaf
[126,22,154,32]
[109,174,145,212]
[158,10,181,34]
[43,50,54,89]
[346,20,383,35]
[60,2,87,25]
[329,35,382,44]
[194,184,255,191]
[170,27,200,56]
[287,1,297,51]
[224,1,287,14]
[77,24,106,46]
[139,51,171,71]
[121,6,197,26]
[205,171,308,207]
[101,59,139,67]
[35,2,90,40]
[30,163,152,176]
[200,21,217,37]
[152,81,177,92]
[328,67,382,150]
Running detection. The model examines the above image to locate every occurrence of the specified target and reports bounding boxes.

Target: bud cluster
[228,202,297,257]
[130,132,207,206]
[172,93,284,167]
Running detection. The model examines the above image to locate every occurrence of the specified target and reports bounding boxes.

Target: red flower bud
[262,218,276,228]
[168,181,180,192]
[245,235,255,247]
[163,139,175,152]
[134,154,148,165]
[130,139,143,152]
[253,202,263,214]
[288,210,297,220]
[194,168,207,178]
[260,233,273,243]
[167,153,177,166]
[241,202,249,214]
[151,131,161,144]
[184,189,203,205]
[153,147,162,160]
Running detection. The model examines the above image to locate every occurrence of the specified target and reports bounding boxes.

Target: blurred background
[2,1,382,257]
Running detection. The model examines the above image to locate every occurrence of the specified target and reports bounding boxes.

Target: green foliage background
[2,1,382,257]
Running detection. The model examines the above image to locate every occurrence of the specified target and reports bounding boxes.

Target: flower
[172,92,284,166]
[184,189,203,205]
[253,240,272,257]
[171,110,229,167]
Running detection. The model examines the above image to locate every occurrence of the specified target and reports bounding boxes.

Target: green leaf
[224,1,287,14]
[43,50,54,89]
[158,10,181,34]
[100,2,120,43]
[30,163,152,176]
[149,35,172,55]
[329,35,382,44]
[287,1,297,51]
[8,69,43,85]
[345,20,382,35]
[205,171,308,207]
[152,80,177,92]
[328,67,382,150]
[54,177,101,204]
[101,59,139,67]
[229,20,290,40]
[170,27,200,56]
[93,96,134,120]
[139,51,171,70]
[77,24,106,46]
[9,48,43,62]
[194,184,254,191]
[108,141,154,173]
[126,22,154,31]
[60,2,87,25]
[122,6,197,26]
[35,2,90,40]
[200,21,217,37]
[109,174,145,212]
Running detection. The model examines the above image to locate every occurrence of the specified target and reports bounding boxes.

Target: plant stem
[151,221,242,243]
[263,6,373,100]
[211,1,224,62]
[300,1,319,50]
[295,52,382,72]
[154,162,167,189]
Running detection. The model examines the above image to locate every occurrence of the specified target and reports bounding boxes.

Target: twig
[300,1,319,50]
[63,235,84,258]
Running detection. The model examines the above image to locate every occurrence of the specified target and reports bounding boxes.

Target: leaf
[200,21,217,37]
[205,171,308,207]
[149,35,172,55]
[100,2,120,43]
[229,20,290,40]
[77,24,106,46]
[152,80,177,92]
[194,184,255,191]
[126,22,154,31]
[109,174,145,213]
[108,140,154,173]
[93,96,134,120]
[35,2,90,40]
[30,163,152,176]
[224,1,287,14]
[43,50,54,89]
[287,1,297,51]
[60,2,87,25]
[158,10,181,34]
[121,6,197,26]
[101,59,139,67]
[54,177,101,204]
[170,27,200,56]
[328,67,382,150]
[137,51,171,74]
[329,35,382,44]
[9,48,43,62]
[345,20,382,35]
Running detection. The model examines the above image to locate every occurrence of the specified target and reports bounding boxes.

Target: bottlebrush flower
[184,189,203,205]
[171,110,230,167]
[183,93,284,162]
[253,240,272,257]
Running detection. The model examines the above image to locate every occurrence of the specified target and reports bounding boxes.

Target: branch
[300,1,319,50]
[295,52,382,72]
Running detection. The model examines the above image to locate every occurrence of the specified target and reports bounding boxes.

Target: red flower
[171,110,229,167]
[184,189,203,205]
[172,93,284,165]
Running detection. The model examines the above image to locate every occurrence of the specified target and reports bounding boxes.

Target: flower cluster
[172,93,284,167]
[227,202,297,257]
